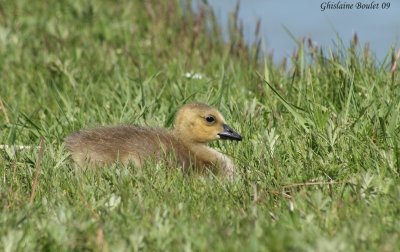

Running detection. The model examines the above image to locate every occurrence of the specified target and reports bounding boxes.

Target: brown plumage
[65,103,242,178]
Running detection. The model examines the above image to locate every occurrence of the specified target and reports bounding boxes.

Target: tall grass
[1,0,399,251]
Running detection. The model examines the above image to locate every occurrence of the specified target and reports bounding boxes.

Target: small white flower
[184,71,205,80]
[105,194,121,209]
[0,144,33,150]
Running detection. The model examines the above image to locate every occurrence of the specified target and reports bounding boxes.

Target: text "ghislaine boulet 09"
[321,1,391,11]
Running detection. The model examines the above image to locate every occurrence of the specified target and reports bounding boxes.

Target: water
[205,0,400,63]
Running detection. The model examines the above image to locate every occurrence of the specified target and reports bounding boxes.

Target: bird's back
[65,125,192,168]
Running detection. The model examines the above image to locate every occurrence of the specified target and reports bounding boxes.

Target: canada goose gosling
[65,103,242,178]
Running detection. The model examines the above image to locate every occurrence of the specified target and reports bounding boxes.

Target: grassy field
[1,0,400,251]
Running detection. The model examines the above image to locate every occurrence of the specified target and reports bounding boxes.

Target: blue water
[205,0,400,63]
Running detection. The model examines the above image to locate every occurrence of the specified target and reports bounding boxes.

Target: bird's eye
[205,115,215,124]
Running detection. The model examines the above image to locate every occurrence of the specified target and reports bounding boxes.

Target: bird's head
[173,103,242,144]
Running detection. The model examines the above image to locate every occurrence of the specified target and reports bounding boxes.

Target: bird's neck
[186,142,217,161]
[181,140,236,178]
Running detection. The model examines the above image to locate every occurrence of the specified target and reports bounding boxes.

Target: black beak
[218,124,242,141]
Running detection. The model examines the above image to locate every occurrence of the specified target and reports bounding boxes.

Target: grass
[1,0,400,251]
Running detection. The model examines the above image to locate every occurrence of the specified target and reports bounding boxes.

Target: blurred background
[201,0,400,63]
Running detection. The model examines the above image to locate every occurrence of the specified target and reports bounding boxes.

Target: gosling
[65,103,242,178]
